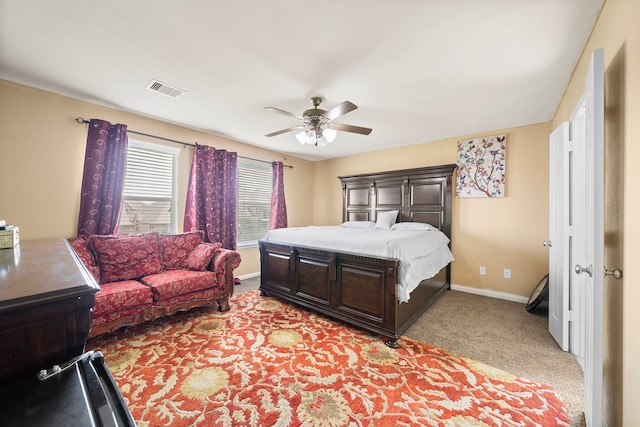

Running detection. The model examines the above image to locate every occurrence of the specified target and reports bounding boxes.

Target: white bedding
[263,226,454,303]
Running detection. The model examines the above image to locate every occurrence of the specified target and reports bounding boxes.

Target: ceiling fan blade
[265,125,306,137]
[332,123,372,135]
[264,106,303,120]
[323,101,357,121]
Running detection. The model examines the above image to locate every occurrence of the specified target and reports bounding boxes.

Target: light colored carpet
[235,276,585,427]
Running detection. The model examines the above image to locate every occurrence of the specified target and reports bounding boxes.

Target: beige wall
[314,122,552,298]
[551,0,640,423]
[0,79,316,277]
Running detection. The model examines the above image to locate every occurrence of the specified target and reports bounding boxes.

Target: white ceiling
[0,0,602,161]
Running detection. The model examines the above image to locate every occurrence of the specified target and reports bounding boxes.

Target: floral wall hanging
[456,134,506,198]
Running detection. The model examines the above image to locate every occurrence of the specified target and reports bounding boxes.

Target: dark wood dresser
[0,238,99,382]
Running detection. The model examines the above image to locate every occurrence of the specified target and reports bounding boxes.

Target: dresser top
[0,239,98,311]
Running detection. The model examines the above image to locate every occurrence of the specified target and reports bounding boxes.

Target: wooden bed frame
[259,164,456,348]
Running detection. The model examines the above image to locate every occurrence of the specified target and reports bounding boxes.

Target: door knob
[574,264,593,277]
[542,241,552,247]
[604,267,623,279]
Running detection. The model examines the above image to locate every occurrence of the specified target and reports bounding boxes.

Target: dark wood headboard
[338,164,456,239]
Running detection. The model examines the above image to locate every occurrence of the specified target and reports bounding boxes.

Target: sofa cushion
[158,231,204,270]
[68,237,100,282]
[141,269,218,301]
[184,242,221,271]
[89,233,163,283]
[93,280,154,315]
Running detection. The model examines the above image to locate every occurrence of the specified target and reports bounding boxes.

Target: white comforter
[263,226,454,303]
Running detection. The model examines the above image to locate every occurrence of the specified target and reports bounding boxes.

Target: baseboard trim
[237,272,260,280]
[450,283,528,304]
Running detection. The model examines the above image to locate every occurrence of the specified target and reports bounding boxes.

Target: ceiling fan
[264,97,372,147]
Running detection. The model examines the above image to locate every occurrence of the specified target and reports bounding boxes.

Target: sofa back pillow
[89,232,163,283]
[158,231,204,270]
[184,242,222,271]
[68,237,100,282]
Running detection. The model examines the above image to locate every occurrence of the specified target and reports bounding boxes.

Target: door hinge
[567,309,575,322]
[567,140,575,152]
[567,225,576,236]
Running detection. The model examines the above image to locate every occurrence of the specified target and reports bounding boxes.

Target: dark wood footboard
[259,240,449,347]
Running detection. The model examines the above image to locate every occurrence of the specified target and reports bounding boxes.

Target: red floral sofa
[68,231,241,338]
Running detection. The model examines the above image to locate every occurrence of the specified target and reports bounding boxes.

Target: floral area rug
[87,290,569,427]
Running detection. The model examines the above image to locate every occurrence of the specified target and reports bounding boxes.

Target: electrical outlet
[479,266,486,275]
[504,269,511,279]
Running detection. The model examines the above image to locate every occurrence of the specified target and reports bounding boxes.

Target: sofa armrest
[209,248,242,297]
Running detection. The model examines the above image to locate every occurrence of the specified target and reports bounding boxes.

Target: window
[118,141,179,235]
[237,159,272,247]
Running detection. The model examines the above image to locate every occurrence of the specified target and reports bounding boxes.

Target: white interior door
[548,122,570,351]
[569,48,604,427]
[570,99,587,365]
[549,48,604,427]
[581,47,604,427]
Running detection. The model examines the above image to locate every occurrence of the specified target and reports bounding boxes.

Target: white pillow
[391,222,433,231]
[340,221,375,228]
[374,210,399,229]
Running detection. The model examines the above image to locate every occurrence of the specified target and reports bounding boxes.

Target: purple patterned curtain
[269,161,288,230]
[184,144,238,249]
[77,119,128,238]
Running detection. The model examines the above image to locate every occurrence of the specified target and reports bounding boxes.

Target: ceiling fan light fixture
[296,127,337,146]
[296,130,312,145]
[322,128,337,143]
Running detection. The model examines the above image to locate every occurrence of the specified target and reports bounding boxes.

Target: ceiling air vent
[146,80,185,98]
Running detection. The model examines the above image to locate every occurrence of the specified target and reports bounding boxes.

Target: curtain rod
[75,117,293,169]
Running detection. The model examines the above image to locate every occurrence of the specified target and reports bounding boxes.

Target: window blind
[237,160,272,246]
[119,142,178,234]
